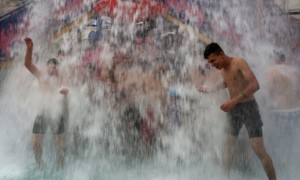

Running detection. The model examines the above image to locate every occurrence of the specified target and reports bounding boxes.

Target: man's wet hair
[47,58,59,66]
[57,49,65,56]
[273,50,285,63]
[85,62,96,71]
[204,42,224,59]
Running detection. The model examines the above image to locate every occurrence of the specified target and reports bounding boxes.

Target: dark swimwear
[122,103,141,130]
[227,100,263,138]
[32,112,66,134]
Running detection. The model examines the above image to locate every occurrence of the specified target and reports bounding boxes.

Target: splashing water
[1,0,300,179]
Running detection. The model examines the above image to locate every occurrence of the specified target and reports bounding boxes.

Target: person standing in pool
[24,38,69,169]
[265,51,300,174]
[198,42,276,180]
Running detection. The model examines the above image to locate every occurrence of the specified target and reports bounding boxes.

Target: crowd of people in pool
[23,22,206,165]
[21,6,300,180]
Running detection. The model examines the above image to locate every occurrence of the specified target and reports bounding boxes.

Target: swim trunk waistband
[272,107,300,114]
[272,107,300,123]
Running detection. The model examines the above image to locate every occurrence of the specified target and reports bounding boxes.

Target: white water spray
[0,0,300,179]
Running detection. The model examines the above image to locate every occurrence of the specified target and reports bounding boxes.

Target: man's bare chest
[222,68,244,86]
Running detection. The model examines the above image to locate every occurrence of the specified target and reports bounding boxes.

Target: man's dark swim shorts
[32,113,66,134]
[227,100,263,138]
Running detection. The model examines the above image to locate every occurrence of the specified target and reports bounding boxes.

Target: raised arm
[24,38,41,78]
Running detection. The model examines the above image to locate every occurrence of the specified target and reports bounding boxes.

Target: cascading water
[0,0,300,179]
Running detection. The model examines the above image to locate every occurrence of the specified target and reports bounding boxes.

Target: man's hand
[24,38,33,49]
[59,88,69,95]
[197,86,211,93]
[220,99,237,112]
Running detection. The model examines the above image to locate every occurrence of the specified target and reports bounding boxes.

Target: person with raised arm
[24,38,69,169]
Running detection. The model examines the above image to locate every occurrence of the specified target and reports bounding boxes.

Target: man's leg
[73,126,79,157]
[53,134,65,169]
[223,134,236,177]
[250,137,276,180]
[32,134,44,168]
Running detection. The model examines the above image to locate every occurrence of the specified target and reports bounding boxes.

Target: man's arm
[198,68,226,93]
[265,68,277,98]
[198,81,226,93]
[239,59,260,97]
[24,38,41,78]
[231,59,259,104]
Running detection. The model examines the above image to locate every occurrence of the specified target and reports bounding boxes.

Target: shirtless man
[266,52,300,110]
[198,43,276,180]
[24,38,69,169]
[265,51,300,172]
